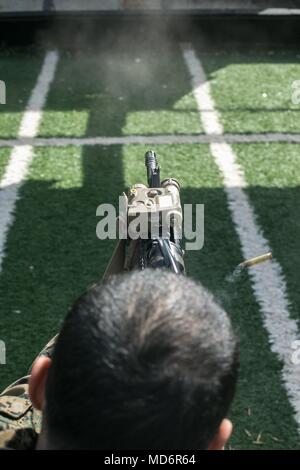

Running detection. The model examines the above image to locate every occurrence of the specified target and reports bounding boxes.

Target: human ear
[29,356,52,411]
[208,419,233,450]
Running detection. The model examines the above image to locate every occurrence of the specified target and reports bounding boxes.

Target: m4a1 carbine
[102,150,185,281]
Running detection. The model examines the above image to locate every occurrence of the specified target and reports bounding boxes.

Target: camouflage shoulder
[0,428,37,450]
[0,377,41,450]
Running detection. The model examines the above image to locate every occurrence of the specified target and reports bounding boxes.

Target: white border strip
[181,43,300,429]
[0,51,59,272]
[1,133,300,148]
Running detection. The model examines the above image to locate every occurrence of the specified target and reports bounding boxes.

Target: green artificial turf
[0,50,43,138]
[0,145,123,384]
[234,143,300,331]
[38,45,202,138]
[123,144,300,450]
[200,50,300,134]
[0,149,10,180]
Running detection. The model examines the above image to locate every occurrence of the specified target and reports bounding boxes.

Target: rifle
[102,150,185,281]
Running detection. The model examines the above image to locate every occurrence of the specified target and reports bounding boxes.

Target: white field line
[1,133,300,148]
[181,43,300,428]
[0,51,59,272]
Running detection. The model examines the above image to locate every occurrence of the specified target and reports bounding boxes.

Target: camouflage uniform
[0,335,57,450]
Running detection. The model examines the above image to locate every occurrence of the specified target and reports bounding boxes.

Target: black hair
[45,269,239,449]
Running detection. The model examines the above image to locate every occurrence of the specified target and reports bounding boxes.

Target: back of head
[45,269,238,449]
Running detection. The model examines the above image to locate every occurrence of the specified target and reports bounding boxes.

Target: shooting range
[0,0,300,451]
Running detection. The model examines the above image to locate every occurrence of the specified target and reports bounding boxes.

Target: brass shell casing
[238,252,273,269]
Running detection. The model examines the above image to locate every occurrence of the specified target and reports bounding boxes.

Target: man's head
[29,269,239,449]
